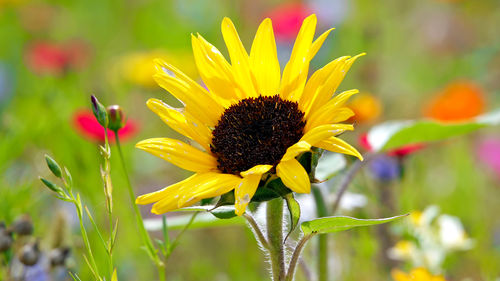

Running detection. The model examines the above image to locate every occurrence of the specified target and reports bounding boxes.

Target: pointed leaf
[284,193,301,241]
[301,214,407,235]
[367,109,500,152]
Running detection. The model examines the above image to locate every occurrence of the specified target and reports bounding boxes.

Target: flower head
[424,80,485,122]
[392,268,447,281]
[136,15,363,216]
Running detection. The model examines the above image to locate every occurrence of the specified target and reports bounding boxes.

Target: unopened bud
[40,177,63,193]
[107,105,125,132]
[45,155,62,178]
[49,247,71,267]
[19,242,40,266]
[90,95,109,128]
[0,229,13,252]
[12,215,34,236]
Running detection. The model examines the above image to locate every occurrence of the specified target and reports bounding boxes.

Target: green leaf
[143,213,245,231]
[301,214,407,235]
[367,108,500,152]
[39,177,63,193]
[284,193,301,241]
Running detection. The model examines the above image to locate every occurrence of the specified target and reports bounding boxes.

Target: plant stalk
[114,135,165,281]
[267,197,286,281]
[312,186,328,281]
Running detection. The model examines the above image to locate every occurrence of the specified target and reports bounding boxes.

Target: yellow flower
[136,15,363,216]
[392,268,447,281]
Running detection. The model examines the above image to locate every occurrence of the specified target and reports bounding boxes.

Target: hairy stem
[286,233,314,281]
[267,197,286,281]
[243,213,269,250]
[312,187,328,281]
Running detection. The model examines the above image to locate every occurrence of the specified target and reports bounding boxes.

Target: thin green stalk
[285,233,314,281]
[243,213,269,250]
[71,195,101,279]
[114,135,165,281]
[267,197,286,281]
[312,187,328,281]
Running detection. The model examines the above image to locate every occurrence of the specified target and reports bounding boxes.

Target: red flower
[265,3,312,42]
[359,133,424,157]
[25,40,90,75]
[73,110,138,143]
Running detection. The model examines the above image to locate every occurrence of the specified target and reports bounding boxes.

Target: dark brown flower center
[211,95,305,175]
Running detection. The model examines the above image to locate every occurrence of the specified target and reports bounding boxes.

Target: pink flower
[476,137,500,179]
[265,3,312,42]
[73,110,138,143]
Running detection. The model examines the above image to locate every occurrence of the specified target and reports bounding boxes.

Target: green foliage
[301,214,408,235]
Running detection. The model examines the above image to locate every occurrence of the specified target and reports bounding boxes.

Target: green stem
[267,197,286,281]
[114,135,165,281]
[312,186,328,281]
[243,213,269,250]
[73,197,100,279]
[285,233,314,281]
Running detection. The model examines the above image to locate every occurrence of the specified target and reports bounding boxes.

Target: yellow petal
[221,17,258,98]
[135,175,196,205]
[301,124,354,146]
[146,98,212,151]
[136,138,218,172]
[305,107,355,132]
[250,18,281,96]
[280,14,317,101]
[315,137,363,160]
[240,164,273,177]
[281,141,311,162]
[303,53,365,117]
[307,28,334,61]
[299,55,350,116]
[177,172,241,207]
[154,59,224,126]
[276,159,310,193]
[191,34,240,102]
[234,165,271,215]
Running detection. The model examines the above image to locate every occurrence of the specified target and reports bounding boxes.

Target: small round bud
[90,95,109,128]
[0,231,13,252]
[19,243,40,266]
[49,247,71,267]
[12,215,34,236]
[107,105,125,132]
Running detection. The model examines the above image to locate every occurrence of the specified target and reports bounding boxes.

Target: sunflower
[136,15,363,216]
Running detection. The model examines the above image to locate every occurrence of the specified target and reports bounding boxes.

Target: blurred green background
[1,0,500,280]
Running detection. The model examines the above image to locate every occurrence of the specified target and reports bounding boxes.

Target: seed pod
[19,243,40,266]
[12,215,34,236]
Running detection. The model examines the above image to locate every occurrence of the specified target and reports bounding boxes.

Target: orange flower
[424,81,485,122]
[346,92,382,123]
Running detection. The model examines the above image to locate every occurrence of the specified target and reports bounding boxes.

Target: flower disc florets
[211,95,306,175]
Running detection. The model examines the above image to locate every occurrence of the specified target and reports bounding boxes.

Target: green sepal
[284,193,301,241]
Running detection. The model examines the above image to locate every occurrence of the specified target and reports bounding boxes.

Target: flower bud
[90,95,109,128]
[0,229,13,252]
[12,215,34,236]
[44,154,62,178]
[40,177,63,193]
[107,105,125,132]
[19,242,40,266]
[49,247,71,267]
